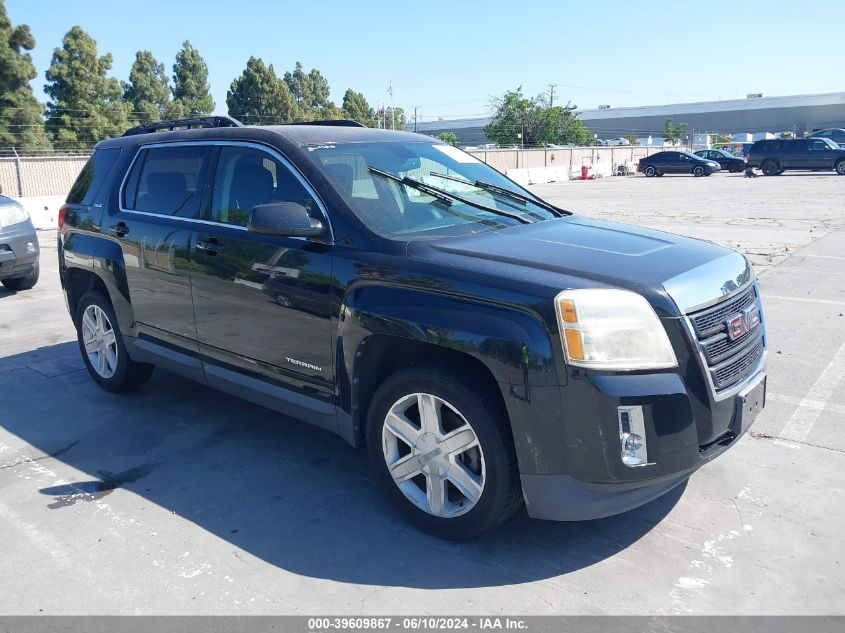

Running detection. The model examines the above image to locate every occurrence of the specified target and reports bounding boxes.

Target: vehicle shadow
[1,342,685,590]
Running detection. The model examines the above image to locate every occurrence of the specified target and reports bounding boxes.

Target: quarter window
[122,145,211,216]
[208,146,316,227]
[67,148,121,205]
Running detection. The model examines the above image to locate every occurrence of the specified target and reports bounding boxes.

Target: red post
[581,165,588,180]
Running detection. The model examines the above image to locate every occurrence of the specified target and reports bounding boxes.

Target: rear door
[114,143,212,351]
[785,140,809,169]
[189,143,335,411]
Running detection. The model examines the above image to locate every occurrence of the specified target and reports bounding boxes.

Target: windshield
[304,142,561,239]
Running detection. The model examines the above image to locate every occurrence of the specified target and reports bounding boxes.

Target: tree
[283,62,333,119]
[622,133,640,145]
[226,56,296,124]
[44,26,129,148]
[0,0,51,149]
[485,87,593,146]
[341,89,375,126]
[663,118,688,145]
[123,50,170,124]
[380,106,405,131]
[171,41,214,117]
[437,132,458,146]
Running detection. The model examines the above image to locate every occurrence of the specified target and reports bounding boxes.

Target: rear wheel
[643,165,656,177]
[836,160,845,175]
[693,165,705,177]
[1,260,39,291]
[762,160,780,176]
[75,290,154,392]
[366,367,521,540]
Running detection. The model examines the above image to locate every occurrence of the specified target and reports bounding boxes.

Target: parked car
[747,138,845,175]
[694,149,747,173]
[0,195,40,291]
[638,151,721,177]
[601,138,631,146]
[807,128,845,148]
[59,116,767,539]
[713,142,754,158]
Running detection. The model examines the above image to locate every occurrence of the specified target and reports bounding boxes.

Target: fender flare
[337,283,568,475]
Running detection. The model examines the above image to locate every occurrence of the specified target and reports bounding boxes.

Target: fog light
[618,406,650,467]
[25,242,36,254]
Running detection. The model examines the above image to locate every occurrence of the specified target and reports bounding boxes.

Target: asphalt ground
[0,171,843,615]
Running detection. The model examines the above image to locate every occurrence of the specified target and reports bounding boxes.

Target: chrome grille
[687,284,764,392]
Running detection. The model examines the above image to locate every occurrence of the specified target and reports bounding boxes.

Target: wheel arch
[336,284,566,475]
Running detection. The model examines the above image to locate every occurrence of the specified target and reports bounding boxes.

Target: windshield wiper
[429,172,564,217]
[368,167,532,225]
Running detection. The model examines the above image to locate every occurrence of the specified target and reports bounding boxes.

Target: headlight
[0,202,29,228]
[555,289,677,370]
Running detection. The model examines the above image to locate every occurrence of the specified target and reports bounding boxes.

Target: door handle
[196,238,224,255]
[108,222,129,237]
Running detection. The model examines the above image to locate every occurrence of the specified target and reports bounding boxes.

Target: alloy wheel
[382,393,486,518]
[81,304,119,379]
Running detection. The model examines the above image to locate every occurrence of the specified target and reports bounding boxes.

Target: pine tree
[341,89,375,126]
[283,62,332,120]
[124,50,171,124]
[171,41,215,117]
[226,57,295,125]
[44,26,129,148]
[0,0,50,149]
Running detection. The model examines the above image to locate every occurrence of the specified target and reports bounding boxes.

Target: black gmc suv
[58,117,768,539]
[747,137,845,175]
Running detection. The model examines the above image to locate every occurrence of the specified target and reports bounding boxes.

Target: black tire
[1,260,39,291]
[643,165,656,177]
[835,160,845,176]
[75,290,154,392]
[366,367,522,540]
[762,160,780,176]
[693,165,705,177]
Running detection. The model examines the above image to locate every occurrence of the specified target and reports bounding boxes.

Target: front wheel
[1,260,39,291]
[693,165,705,177]
[75,290,154,392]
[367,367,521,540]
[836,160,845,175]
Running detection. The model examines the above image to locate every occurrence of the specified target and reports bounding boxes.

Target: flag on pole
[387,82,393,98]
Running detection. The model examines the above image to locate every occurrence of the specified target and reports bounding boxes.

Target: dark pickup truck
[747,137,845,175]
[58,117,768,539]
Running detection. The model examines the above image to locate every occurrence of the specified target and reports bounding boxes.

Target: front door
[807,139,833,170]
[190,144,334,407]
[113,143,213,350]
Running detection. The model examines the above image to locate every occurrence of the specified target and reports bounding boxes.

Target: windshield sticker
[307,145,336,151]
[432,144,480,163]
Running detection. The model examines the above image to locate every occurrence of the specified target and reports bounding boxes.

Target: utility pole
[549,83,557,108]
[414,106,418,132]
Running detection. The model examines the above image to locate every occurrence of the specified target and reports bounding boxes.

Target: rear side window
[67,148,121,205]
[753,140,781,152]
[122,145,211,217]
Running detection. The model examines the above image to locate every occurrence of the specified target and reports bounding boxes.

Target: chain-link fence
[0,150,91,198]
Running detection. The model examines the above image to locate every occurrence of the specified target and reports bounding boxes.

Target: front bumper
[0,221,39,280]
[522,370,764,521]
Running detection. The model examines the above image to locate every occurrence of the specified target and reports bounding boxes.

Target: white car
[602,138,631,146]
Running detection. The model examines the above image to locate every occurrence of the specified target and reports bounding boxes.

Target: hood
[410,216,749,317]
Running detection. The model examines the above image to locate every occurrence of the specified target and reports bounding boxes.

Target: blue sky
[6,0,840,121]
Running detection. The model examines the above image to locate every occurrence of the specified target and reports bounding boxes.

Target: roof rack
[287,119,367,128]
[122,115,244,137]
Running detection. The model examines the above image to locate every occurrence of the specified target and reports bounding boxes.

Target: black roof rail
[287,119,367,128]
[122,115,244,137]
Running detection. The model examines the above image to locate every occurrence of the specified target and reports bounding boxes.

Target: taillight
[58,204,69,229]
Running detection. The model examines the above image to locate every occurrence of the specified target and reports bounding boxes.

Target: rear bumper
[0,222,39,280]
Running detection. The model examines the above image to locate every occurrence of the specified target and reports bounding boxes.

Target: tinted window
[123,145,210,216]
[67,148,121,205]
[790,140,809,151]
[209,146,316,227]
[753,140,781,152]
[809,139,830,151]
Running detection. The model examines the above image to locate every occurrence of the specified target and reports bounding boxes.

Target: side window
[208,146,316,227]
[810,140,829,151]
[791,140,809,152]
[67,148,121,205]
[122,145,210,217]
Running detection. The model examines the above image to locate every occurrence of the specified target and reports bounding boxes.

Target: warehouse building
[412,92,845,145]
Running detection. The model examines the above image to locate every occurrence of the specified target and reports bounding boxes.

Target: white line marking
[767,393,845,415]
[762,295,845,306]
[799,254,845,261]
[779,341,845,442]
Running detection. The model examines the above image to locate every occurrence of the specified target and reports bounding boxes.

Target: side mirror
[247,202,323,238]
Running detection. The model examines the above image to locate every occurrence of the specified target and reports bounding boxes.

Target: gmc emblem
[726,304,761,341]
